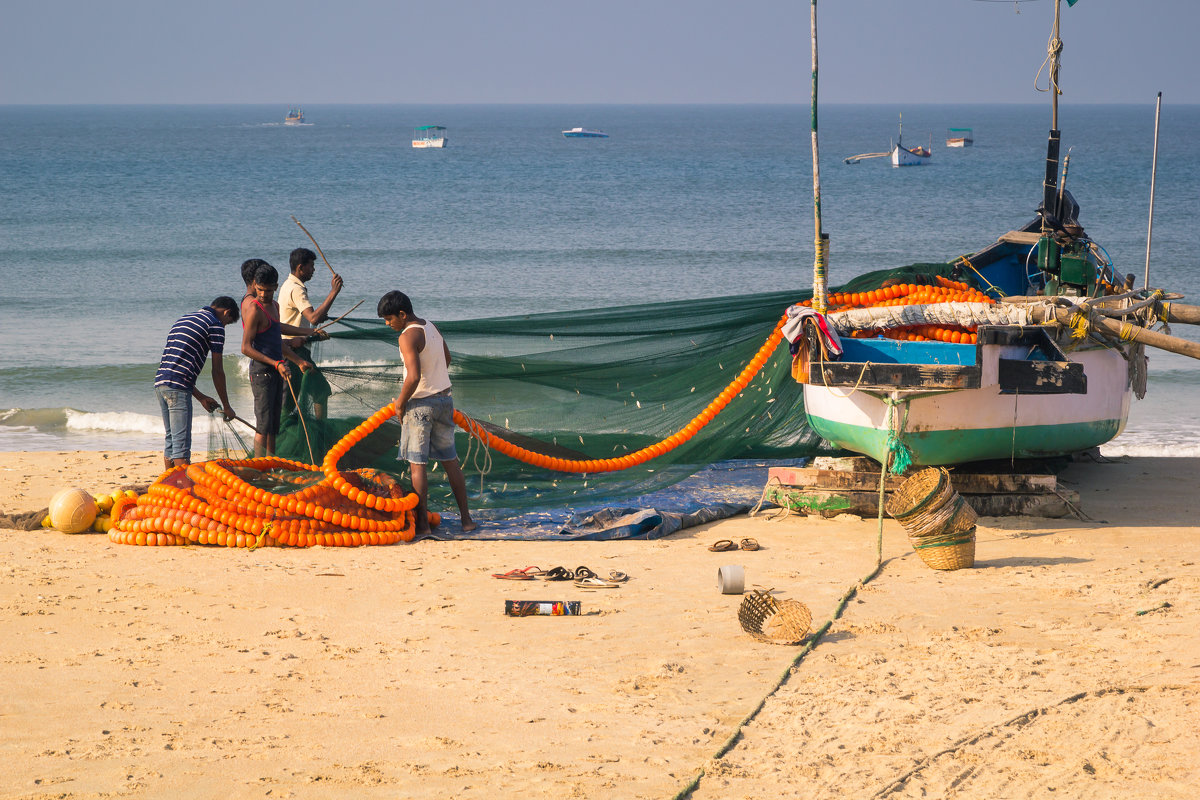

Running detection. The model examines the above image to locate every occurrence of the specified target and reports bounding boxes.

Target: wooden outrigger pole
[810,0,828,314]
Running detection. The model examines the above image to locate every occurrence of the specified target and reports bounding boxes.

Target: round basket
[885,467,951,521]
[911,527,976,571]
[738,590,813,645]
[941,495,979,535]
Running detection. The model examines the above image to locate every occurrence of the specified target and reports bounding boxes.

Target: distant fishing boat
[890,114,931,167]
[842,115,931,166]
[412,125,447,148]
[946,127,974,147]
[562,127,608,138]
[284,107,305,126]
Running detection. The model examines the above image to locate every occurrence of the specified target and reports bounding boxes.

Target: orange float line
[452,315,789,474]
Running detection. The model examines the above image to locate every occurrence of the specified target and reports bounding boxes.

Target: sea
[2,103,1198,457]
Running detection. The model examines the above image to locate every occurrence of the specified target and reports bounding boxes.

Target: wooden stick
[291,215,337,276]
[283,372,317,466]
[231,414,258,431]
[316,299,364,332]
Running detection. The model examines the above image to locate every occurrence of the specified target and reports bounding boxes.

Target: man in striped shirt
[153,297,239,470]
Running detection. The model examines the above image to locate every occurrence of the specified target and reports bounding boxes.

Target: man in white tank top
[378,290,476,534]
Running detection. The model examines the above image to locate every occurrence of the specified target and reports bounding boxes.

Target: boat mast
[810,0,828,314]
[1145,91,1162,288]
[1041,0,1063,227]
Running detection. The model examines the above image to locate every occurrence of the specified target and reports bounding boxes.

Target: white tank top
[405,321,452,399]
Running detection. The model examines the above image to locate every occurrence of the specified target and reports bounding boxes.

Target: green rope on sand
[669,456,891,800]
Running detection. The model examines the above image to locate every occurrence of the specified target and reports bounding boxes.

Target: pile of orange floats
[109,405,426,548]
[825,275,992,345]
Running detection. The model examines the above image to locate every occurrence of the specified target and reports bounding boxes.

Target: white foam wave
[63,409,226,437]
[1101,442,1200,458]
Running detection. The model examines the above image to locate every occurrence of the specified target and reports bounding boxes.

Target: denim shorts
[399,394,457,464]
[156,385,193,461]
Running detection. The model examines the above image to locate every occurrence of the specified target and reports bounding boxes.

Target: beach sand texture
[1,451,1198,799]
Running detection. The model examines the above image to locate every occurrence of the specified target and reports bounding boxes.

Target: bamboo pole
[810,0,827,314]
[1025,304,1200,360]
[283,373,317,465]
[1145,91,1162,289]
[315,299,364,333]
[290,215,338,276]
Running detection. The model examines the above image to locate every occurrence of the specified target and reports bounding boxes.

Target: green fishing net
[259,264,961,519]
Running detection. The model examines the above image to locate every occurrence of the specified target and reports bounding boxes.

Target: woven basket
[911,527,976,571]
[941,495,979,535]
[884,467,951,521]
[738,590,813,645]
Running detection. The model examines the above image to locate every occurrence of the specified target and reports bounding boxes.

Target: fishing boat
[412,125,447,148]
[284,107,305,126]
[794,0,1198,470]
[946,127,974,147]
[842,115,931,165]
[562,127,609,138]
[890,115,931,167]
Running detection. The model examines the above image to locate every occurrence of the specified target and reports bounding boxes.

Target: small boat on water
[796,0,1199,470]
[284,107,305,126]
[842,115,930,166]
[890,114,931,167]
[562,127,608,138]
[412,125,447,148]
[946,127,974,147]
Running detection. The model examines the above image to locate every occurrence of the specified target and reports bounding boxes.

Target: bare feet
[415,526,431,537]
[461,517,478,533]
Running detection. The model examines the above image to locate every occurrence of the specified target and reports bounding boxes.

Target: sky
[1,0,1195,105]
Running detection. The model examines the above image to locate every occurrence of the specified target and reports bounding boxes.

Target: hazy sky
[2,0,1194,105]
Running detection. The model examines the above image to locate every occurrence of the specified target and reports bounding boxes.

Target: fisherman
[241,260,327,457]
[278,247,342,419]
[153,297,239,470]
[378,290,476,534]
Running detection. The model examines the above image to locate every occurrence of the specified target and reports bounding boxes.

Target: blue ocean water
[1,103,1198,455]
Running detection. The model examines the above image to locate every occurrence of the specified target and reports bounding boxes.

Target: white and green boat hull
[803,344,1132,467]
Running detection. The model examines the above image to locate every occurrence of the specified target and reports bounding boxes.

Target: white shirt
[405,321,452,399]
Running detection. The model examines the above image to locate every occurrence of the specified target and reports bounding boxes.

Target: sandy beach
[1,450,1197,799]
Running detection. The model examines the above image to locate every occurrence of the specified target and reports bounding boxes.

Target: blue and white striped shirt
[154,307,224,390]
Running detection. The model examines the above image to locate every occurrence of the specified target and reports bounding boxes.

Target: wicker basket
[941,495,979,535]
[738,590,813,645]
[884,467,951,521]
[910,527,977,570]
[888,468,978,571]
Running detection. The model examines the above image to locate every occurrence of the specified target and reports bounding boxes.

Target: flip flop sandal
[606,571,629,583]
[491,566,542,580]
[574,576,620,588]
[539,566,574,581]
[574,566,598,580]
[708,539,737,552]
[740,538,761,551]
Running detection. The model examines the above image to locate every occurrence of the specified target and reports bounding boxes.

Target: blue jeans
[156,385,193,461]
